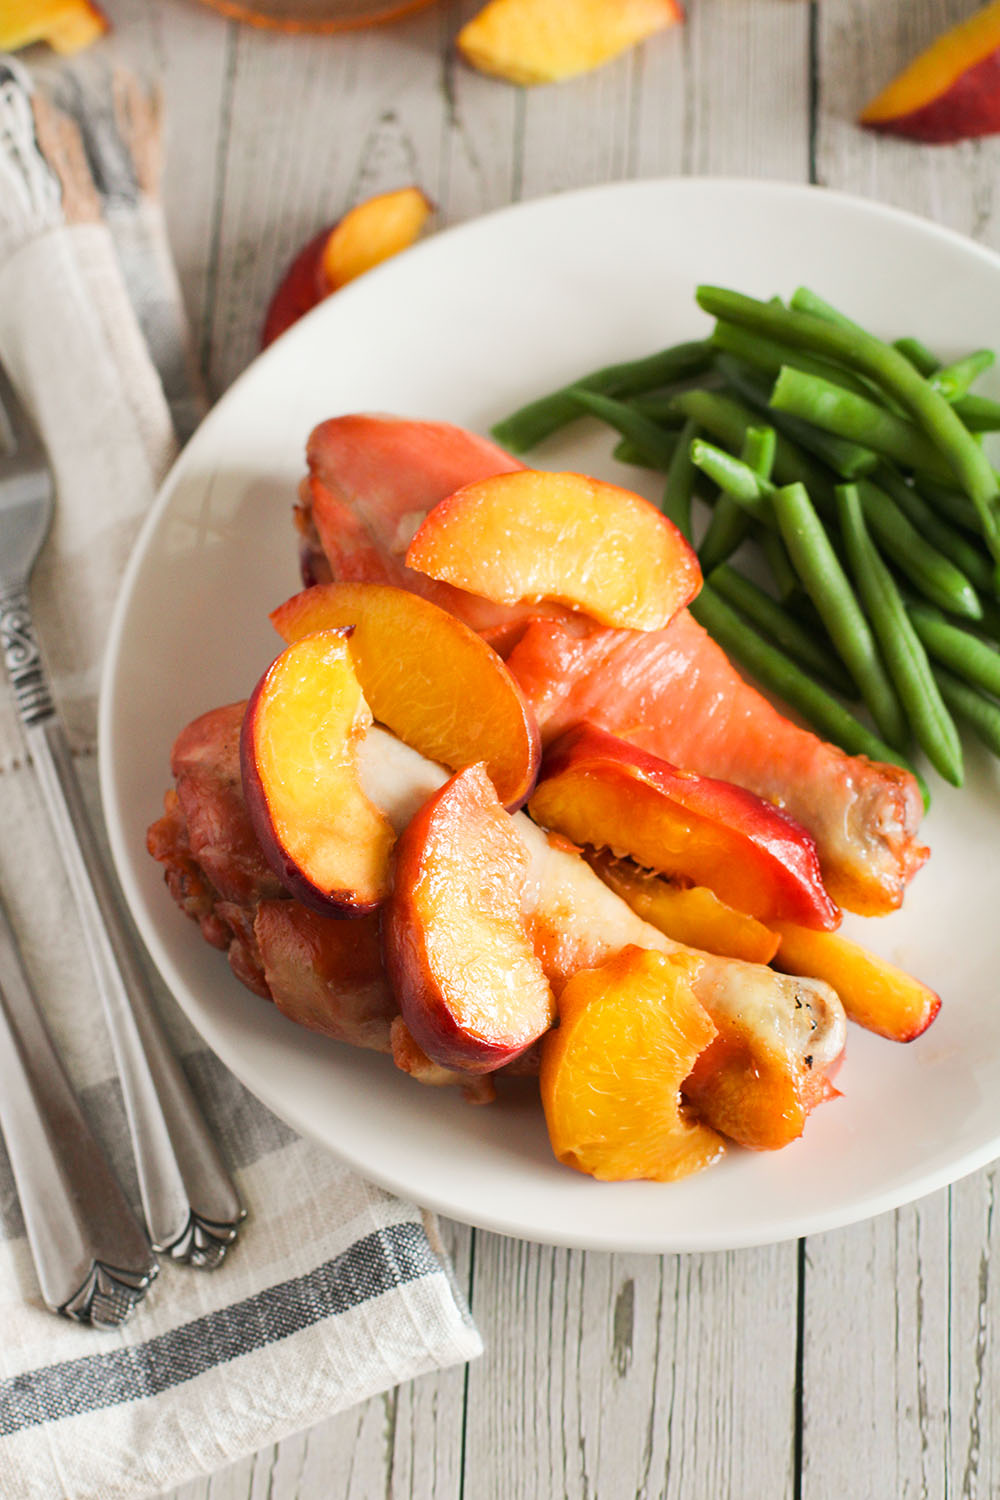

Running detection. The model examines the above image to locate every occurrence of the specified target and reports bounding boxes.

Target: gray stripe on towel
[0,1221,440,1435]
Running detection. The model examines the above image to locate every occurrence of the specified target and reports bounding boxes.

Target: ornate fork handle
[2,586,245,1263]
[0,887,157,1326]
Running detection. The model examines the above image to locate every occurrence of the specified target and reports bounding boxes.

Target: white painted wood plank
[816,0,1000,247]
[464,1234,798,1500]
[203,6,456,394]
[636,0,812,181]
[801,1198,951,1499]
[949,1166,1000,1498]
[99,0,233,349]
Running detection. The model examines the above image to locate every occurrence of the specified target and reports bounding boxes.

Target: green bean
[670,389,832,505]
[874,466,995,595]
[661,418,699,540]
[789,286,865,333]
[953,394,1000,433]
[934,667,1000,761]
[613,438,658,468]
[688,585,925,796]
[629,391,697,423]
[931,349,995,401]
[908,601,1000,699]
[918,479,981,534]
[567,388,678,471]
[770,366,955,484]
[853,478,982,620]
[491,340,713,452]
[707,564,854,695]
[761,528,800,601]
[695,286,1000,569]
[837,485,963,784]
[742,424,777,481]
[698,426,774,573]
[710,319,872,397]
[718,356,878,480]
[689,441,775,522]
[772,481,910,748]
[894,337,940,378]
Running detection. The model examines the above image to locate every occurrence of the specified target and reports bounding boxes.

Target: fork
[0,360,246,1268]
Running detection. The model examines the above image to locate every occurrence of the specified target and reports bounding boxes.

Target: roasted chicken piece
[300,413,929,915]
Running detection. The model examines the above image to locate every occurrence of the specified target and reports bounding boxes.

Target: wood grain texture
[465,1235,798,1500]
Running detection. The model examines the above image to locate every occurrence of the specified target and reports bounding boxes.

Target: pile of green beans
[491,284,1000,795]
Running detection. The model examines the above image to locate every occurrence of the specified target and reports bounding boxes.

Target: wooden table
[95,1,1000,1493]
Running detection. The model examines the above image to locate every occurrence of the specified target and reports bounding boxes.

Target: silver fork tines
[0,362,246,1288]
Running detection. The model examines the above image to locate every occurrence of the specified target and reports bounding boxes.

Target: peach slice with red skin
[539,945,724,1183]
[406,469,701,632]
[457,0,683,87]
[261,187,432,346]
[240,629,395,916]
[529,724,840,931]
[860,0,1000,143]
[270,581,540,810]
[383,763,556,1073]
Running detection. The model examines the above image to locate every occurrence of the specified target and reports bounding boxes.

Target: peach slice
[529,724,840,931]
[457,0,683,87]
[0,0,108,53]
[587,852,781,967]
[240,629,396,916]
[261,187,432,345]
[769,923,940,1043]
[860,0,1000,143]
[406,469,700,632]
[383,762,556,1073]
[270,582,540,809]
[539,945,724,1182]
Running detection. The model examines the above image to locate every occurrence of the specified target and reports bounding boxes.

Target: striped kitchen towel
[0,54,480,1500]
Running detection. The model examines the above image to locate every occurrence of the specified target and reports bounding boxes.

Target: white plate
[101,178,1000,1253]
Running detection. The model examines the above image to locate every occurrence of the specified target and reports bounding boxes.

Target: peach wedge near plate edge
[261,187,433,346]
[241,628,396,916]
[539,945,724,1183]
[457,0,683,86]
[859,0,1000,143]
[270,582,541,810]
[768,923,941,1043]
[529,723,840,930]
[406,469,701,631]
[383,763,556,1074]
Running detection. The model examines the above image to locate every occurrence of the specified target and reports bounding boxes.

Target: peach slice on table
[270,581,540,810]
[529,724,841,931]
[261,186,432,345]
[457,0,683,87]
[769,923,940,1044]
[240,629,396,916]
[0,0,108,52]
[587,852,781,967]
[383,762,556,1074]
[406,469,701,632]
[539,945,724,1183]
[859,0,1000,144]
